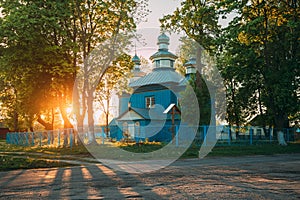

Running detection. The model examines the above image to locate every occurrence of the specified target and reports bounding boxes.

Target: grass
[99,140,300,159]
[0,139,90,156]
[117,141,165,153]
[1,139,300,171]
[181,142,300,158]
[0,140,91,171]
[208,143,300,157]
[0,155,76,171]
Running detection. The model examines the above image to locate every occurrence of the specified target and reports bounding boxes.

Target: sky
[137,0,183,29]
[131,0,233,61]
[131,0,184,60]
[138,0,232,29]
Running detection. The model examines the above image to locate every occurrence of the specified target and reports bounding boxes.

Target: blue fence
[194,126,298,146]
[110,124,298,145]
[6,129,75,148]
[6,125,299,147]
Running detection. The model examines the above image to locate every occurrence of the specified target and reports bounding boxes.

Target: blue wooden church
[110,33,196,142]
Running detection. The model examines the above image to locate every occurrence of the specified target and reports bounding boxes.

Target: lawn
[0,139,90,156]
[116,141,300,159]
[1,139,300,170]
[190,143,300,158]
[0,140,89,171]
[0,156,76,171]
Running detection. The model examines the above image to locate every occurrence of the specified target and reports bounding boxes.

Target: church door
[128,123,135,139]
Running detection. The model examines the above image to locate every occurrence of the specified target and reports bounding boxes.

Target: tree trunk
[37,115,53,130]
[87,90,96,144]
[73,82,85,145]
[229,125,232,141]
[105,90,110,138]
[274,113,288,146]
[13,110,19,132]
[37,108,56,143]
[59,105,74,147]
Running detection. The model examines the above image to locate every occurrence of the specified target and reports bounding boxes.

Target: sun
[65,106,73,115]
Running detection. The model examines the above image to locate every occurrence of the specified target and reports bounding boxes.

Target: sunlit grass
[1,139,300,162]
[115,141,165,153]
[0,139,89,154]
[0,155,76,171]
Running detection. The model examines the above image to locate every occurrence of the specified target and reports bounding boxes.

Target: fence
[195,126,298,146]
[6,126,110,147]
[6,129,75,148]
[6,125,299,147]
[110,124,298,146]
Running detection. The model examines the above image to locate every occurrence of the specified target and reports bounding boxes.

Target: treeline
[161,0,299,131]
[0,0,299,137]
[0,0,147,141]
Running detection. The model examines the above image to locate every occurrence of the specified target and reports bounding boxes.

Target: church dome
[157,33,170,45]
[150,33,177,67]
[132,54,141,64]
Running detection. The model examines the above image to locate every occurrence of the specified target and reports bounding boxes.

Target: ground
[0,154,299,199]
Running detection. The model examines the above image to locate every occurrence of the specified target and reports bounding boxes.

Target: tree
[0,0,147,146]
[160,0,220,53]
[95,54,134,137]
[217,0,299,143]
[160,0,224,129]
[71,0,145,144]
[0,0,74,131]
[175,37,211,125]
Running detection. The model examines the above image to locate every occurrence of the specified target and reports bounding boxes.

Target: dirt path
[0,154,299,199]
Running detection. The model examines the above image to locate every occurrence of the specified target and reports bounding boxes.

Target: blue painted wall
[119,96,130,115]
[110,119,181,142]
[130,89,177,109]
[113,85,182,142]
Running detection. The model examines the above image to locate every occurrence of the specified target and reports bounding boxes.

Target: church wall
[119,96,130,115]
[130,89,177,109]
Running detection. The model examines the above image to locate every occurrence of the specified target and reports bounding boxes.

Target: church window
[146,96,155,108]
[155,60,160,67]
[171,61,174,68]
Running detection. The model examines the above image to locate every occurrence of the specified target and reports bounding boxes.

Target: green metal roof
[150,50,177,60]
[129,67,184,88]
[184,58,196,67]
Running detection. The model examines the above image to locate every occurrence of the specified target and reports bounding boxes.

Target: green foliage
[96,53,134,97]
[160,0,221,53]
[175,37,213,126]
[175,37,198,75]
[181,74,211,125]
[162,0,299,130]
[0,0,75,130]
[217,0,300,129]
[95,53,134,129]
[0,0,146,131]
